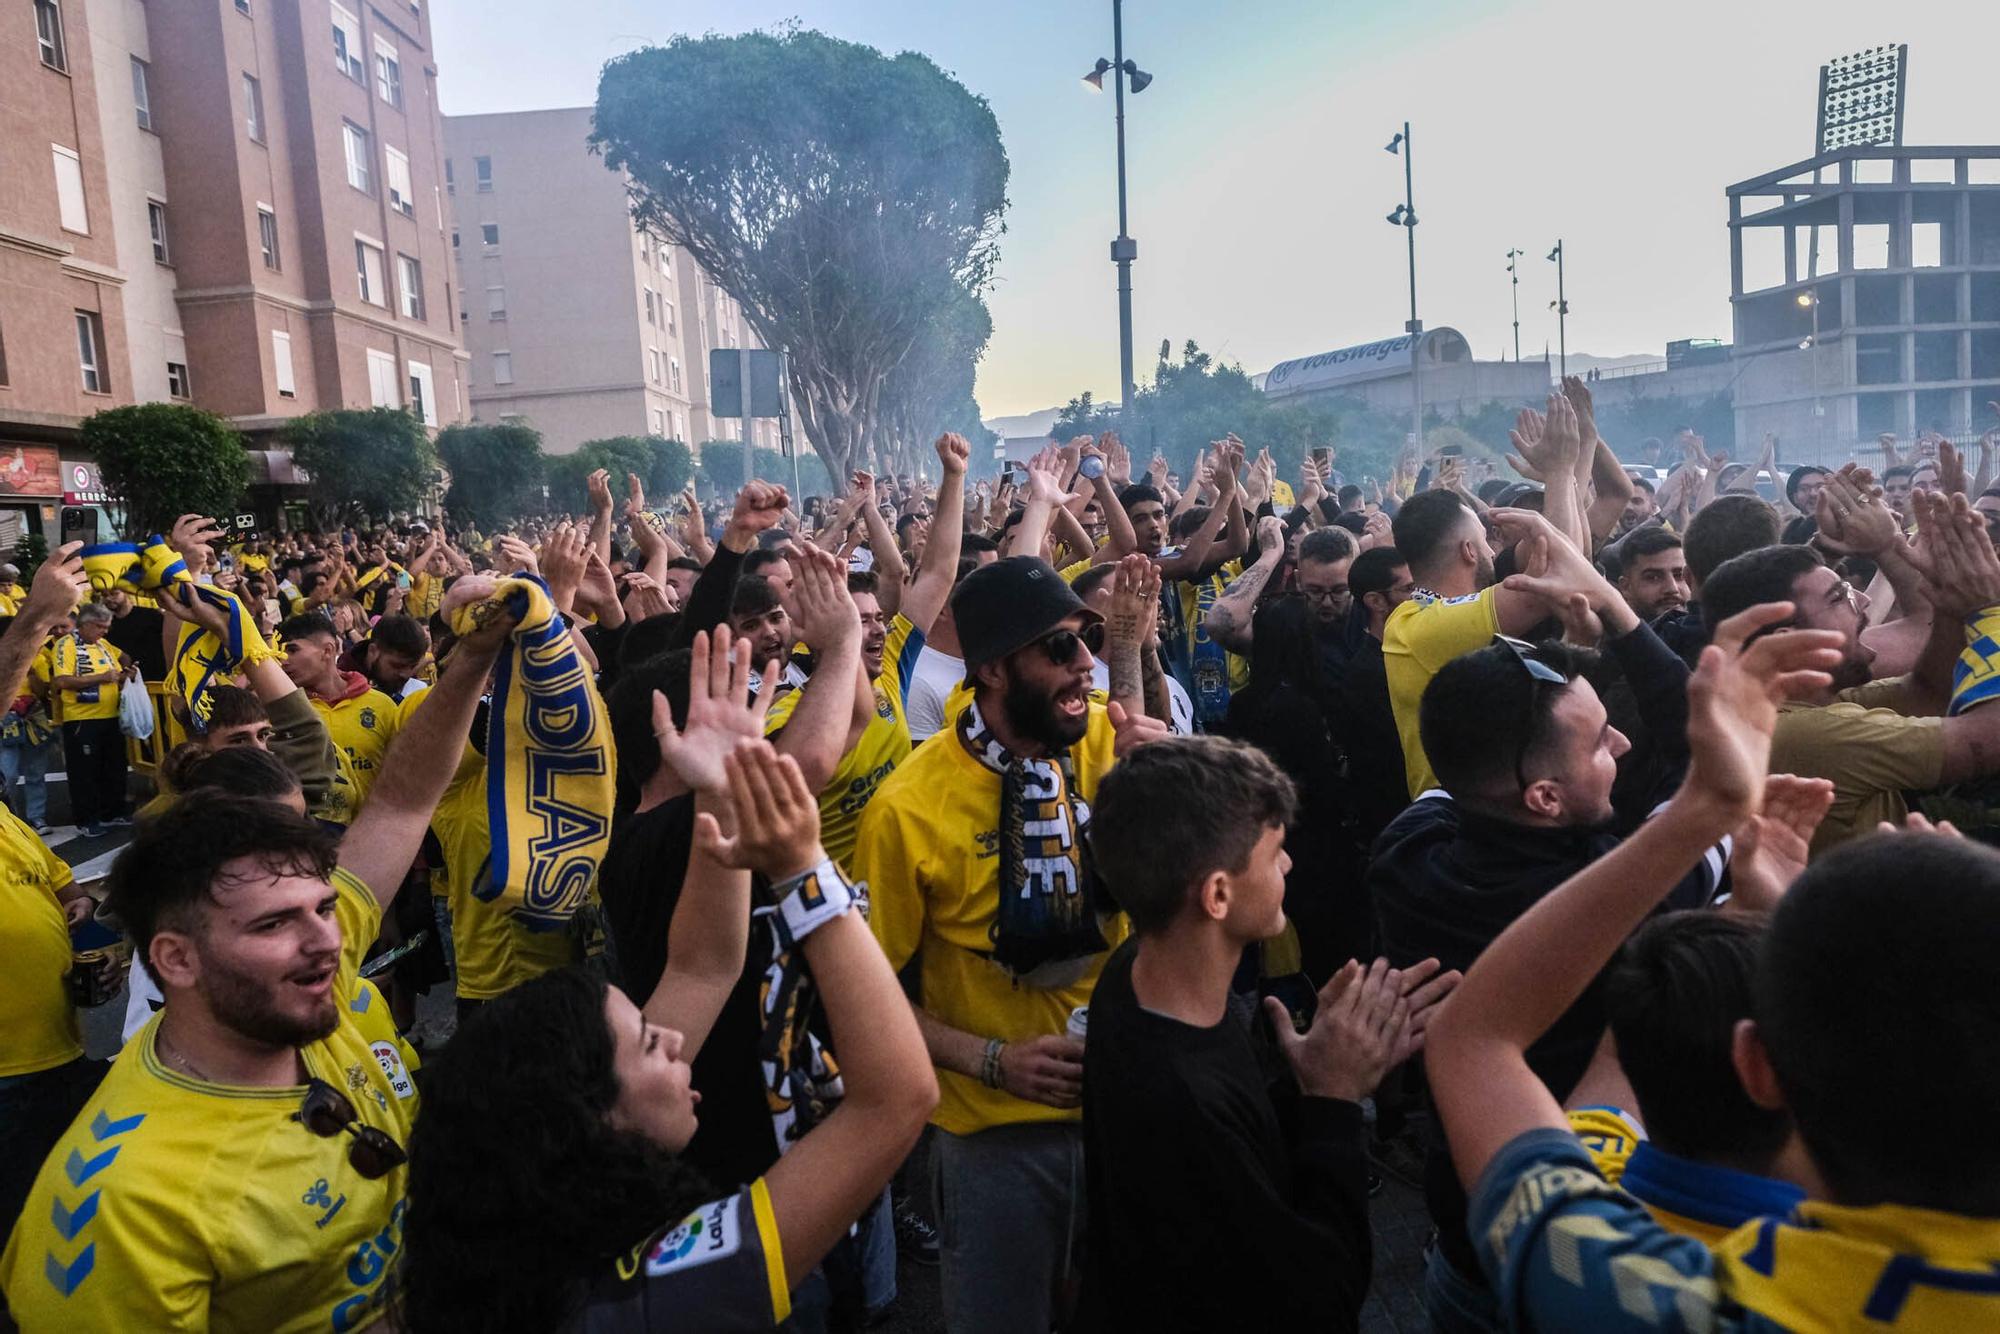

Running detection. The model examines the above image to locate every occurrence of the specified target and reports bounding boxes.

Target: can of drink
[1066,1006,1089,1042]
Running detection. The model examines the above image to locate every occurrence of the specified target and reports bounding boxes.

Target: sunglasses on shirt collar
[295,1077,406,1179]
[1495,635,1568,791]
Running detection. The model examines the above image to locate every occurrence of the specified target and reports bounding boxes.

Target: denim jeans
[0,740,52,824]
[1424,1236,1506,1333]
[932,1121,1086,1334]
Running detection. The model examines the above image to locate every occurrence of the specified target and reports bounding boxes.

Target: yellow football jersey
[763,613,924,870]
[48,635,121,721]
[313,687,402,812]
[0,805,79,1077]
[0,870,420,1333]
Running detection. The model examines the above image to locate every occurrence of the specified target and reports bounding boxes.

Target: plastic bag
[119,676,155,741]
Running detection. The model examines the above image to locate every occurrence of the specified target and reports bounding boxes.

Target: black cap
[952,556,1101,670]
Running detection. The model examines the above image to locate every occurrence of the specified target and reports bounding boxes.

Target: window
[331,3,363,80]
[407,360,436,426]
[366,348,400,407]
[646,347,660,383]
[35,0,65,71]
[52,146,87,234]
[373,38,401,107]
[663,300,676,336]
[669,357,681,393]
[474,156,492,191]
[384,145,413,216]
[244,73,264,142]
[397,253,424,319]
[480,223,498,248]
[491,351,512,384]
[651,407,665,435]
[131,57,153,130]
[0,319,8,385]
[75,312,104,392]
[147,200,170,263]
[166,360,191,398]
[355,238,386,305]
[644,287,655,325]
[235,0,249,13]
[444,158,454,194]
[272,330,296,396]
[258,206,280,269]
[485,285,505,319]
[450,228,458,250]
[342,122,371,193]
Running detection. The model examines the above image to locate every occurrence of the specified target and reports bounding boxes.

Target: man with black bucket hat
[851,553,1167,1334]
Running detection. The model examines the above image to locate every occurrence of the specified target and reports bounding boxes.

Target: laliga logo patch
[645,1197,742,1276]
[370,1042,416,1100]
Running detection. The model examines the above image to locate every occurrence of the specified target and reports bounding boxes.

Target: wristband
[981,1037,1008,1090]
[770,857,857,950]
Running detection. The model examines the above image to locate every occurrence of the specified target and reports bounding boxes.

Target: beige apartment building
[1,0,466,540]
[443,106,776,456]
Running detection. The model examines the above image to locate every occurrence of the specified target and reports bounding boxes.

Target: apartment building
[443,106,777,456]
[0,0,467,540]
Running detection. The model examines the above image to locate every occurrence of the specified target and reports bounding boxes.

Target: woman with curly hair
[398,633,936,1333]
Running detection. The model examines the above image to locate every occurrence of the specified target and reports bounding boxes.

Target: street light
[1546,240,1568,377]
[1798,288,1824,442]
[1387,122,1421,452]
[1506,249,1524,362]
[1084,3,1152,416]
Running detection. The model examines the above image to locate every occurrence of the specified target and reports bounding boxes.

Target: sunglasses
[1496,635,1567,790]
[1030,623,1105,665]
[294,1078,406,1179]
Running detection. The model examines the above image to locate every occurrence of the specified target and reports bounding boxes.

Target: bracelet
[769,857,856,951]
[980,1037,1007,1090]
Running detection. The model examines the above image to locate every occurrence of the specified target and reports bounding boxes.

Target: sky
[433,0,1986,420]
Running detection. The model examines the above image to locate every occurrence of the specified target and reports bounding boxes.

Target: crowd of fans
[2,387,2000,1332]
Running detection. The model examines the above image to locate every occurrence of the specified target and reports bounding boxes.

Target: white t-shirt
[906,642,965,743]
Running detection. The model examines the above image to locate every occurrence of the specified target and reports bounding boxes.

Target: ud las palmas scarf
[449,574,613,931]
[956,696,1110,988]
[81,538,277,731]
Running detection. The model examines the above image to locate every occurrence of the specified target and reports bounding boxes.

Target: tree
[592,27,1010,481]
[82,403,249,539]
[543,437,659,513]
[437,422,547,531]
[284,409,436,527]
[878,287,998,475]
[644,436,695,497]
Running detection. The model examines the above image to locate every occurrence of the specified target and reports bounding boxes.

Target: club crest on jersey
[359,706,377,729]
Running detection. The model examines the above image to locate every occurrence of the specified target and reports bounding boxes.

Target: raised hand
[729,481,791,540]
[23,542,87,622]
[1104,553,1162,652]
[790,541,861,656]
[1683,604,1845,818]
[1023,451,1066,507]
[1103,432,1132,486]
[495,534,540,578]
[1938,440,1970,498]
[934,432,970,477]
[1560,374,1600,455]
[1914,490,2000,619]
[441,574,516,654]
[168,514,226,563]
[1879,811,1965,839]
[1387,957,1462,1065]
[624,472,648,522]
[692,739,824,880]
[538,522,586,615]
[1814,465,1899,556]
[1727,773,1836,911]
[586,468,614,516]
[656,626,778,797]
[1254,514,1285,558]
[576,548,622,624]
[1261,958,1411,1103]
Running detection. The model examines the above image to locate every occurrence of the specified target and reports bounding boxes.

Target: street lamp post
[1547,240,1568,377]
[1387,124,1421,452]
[1797,288,1822,452]
[1085,2,1152,416]
[1506,249,1524,362]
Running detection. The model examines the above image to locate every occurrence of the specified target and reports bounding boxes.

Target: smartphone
[1003,462,1027,486]
[1311,447,1333,471]
[59,507,98,548]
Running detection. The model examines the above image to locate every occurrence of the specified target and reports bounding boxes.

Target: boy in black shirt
[1080,737,1459,1331]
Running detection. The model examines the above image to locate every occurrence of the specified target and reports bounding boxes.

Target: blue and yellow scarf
[81,539,276,731]
[449,575,613,931]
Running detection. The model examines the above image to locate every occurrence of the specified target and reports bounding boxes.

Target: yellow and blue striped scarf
[81,539,277,731]
[1950,605,2000,716]
[449,575,613,931]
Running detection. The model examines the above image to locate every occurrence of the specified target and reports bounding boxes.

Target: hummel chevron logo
[50,1191,99,1241]
[63,1146,120,1189]
[44,1244,95,1297]
[90,1109,145,1141]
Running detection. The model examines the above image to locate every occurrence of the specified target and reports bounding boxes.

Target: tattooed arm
[1201,515,1284,656]
[1102,555,1161,718]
